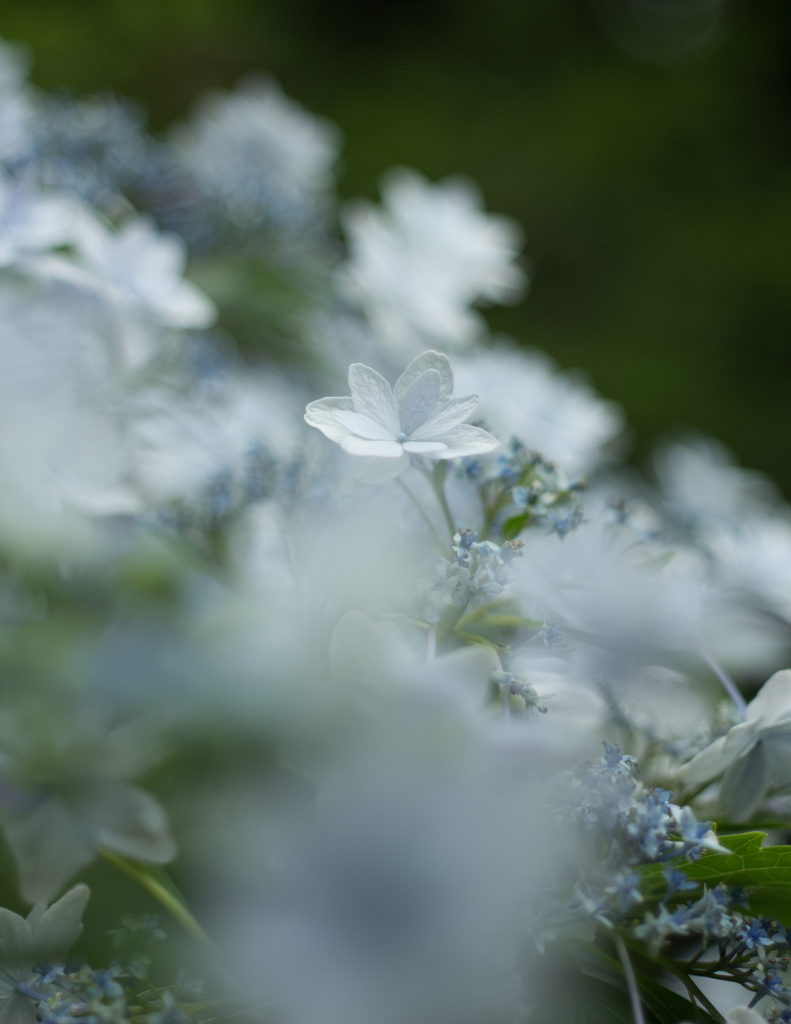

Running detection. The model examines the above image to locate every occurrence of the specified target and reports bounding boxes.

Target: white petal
[394,350,454,406]
[745,668,791,724]
[348,363,400,434]
[409,395,481,441]
[399,369,441,435]
[720,744,768,822]
[305,397,356,443]
[432,423,499,458]
[403,441,448,454]
[354,452,411,483]
[678,719,761,787]
[340,436,405,458]
[332,410,397,440]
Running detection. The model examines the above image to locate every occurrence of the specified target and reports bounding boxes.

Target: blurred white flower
[305,350,498,483]
[338,168,524,355]
[131,371,304,506]
[0,712,175,902]
[173,75,341,228]
[70,212,216,331]
[0,174,77,268]
[656,437,777,533]
[0,36,33,164]
[210,728,549,1024]
[0,884,90,1024]
[679,668,791,822]
[707,516,791,623]
[0,276,139,549]
[452,344,623,476]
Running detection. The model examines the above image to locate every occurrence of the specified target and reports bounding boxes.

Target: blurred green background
[1,0,790,488]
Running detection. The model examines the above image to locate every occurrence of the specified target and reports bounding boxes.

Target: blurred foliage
[1,0,790,488]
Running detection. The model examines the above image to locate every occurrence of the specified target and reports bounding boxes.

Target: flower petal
[431,423,499,458]
[746,669,791,725]
[394,350,454,406]
[348,363,400,434]
[409,395,481,441]
[340,436,405,458]
[305,396,356,443]
[332,410,397,440]
[399,369,441,436]
[403,441,448,454]
[354,451,411,483]
[720,743,768,823]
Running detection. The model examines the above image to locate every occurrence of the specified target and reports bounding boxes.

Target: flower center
[397,432,408,443]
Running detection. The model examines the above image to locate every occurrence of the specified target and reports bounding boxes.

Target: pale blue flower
[305,350,498,482]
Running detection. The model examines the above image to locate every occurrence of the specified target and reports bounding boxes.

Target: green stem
[397,478,449,556]
[430,462,456,540]
[613,933,646,1024]
[101,850,210,945]
[621,936,725,1023]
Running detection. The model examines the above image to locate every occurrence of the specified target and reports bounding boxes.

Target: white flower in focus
[69,212,216,330]
[173,76,340,227]
[305,350,498,482]
[679,669,791,821]
[452,344,623,476]
[339,168,524,355]
[0,884,90,1024]
[0,175,77,267]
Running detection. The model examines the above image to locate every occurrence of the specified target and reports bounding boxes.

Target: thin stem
[431,479,456,540]
[613,933,646,1024]
[426,624,436,662]
[698,640,746,718]
[101,850,211,945]
[397,478,449,555]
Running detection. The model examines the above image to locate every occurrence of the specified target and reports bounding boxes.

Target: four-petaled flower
[304,350,498,482]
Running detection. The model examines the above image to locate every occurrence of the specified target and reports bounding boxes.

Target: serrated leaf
[641,832,791,920]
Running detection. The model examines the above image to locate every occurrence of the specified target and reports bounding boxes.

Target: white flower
[338,168,524,355]
[0,175,77,268]
[173,75,340,227]
[0,884,90,1024]
[67,211,216,331]
[304,350,498,482]
[452,344,623,476]
[679,669,791,821]
[656,437,776,533]
[0,713,175,902]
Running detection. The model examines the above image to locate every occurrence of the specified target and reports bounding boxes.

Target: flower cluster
[0,26,791,1024]
[419,528,522,623]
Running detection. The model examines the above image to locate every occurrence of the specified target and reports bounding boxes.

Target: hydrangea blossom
[305,350,498,482]
[452,344,624,477]
[679,669,791,821]
[172,76,341,229]
[0,174,77,268]
[68,212,217,332]
[338,168,524,355]
[0,884,90,1024]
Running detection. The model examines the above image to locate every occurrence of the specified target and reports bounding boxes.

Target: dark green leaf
[638,974,718,1024]
[641,832,791,920]
[501,514,530,541]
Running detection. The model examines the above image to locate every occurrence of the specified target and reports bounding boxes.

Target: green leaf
[501,514,530,541]
[641,832,791,920]
[583,977,635,1024]
[638,974,718,1024]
